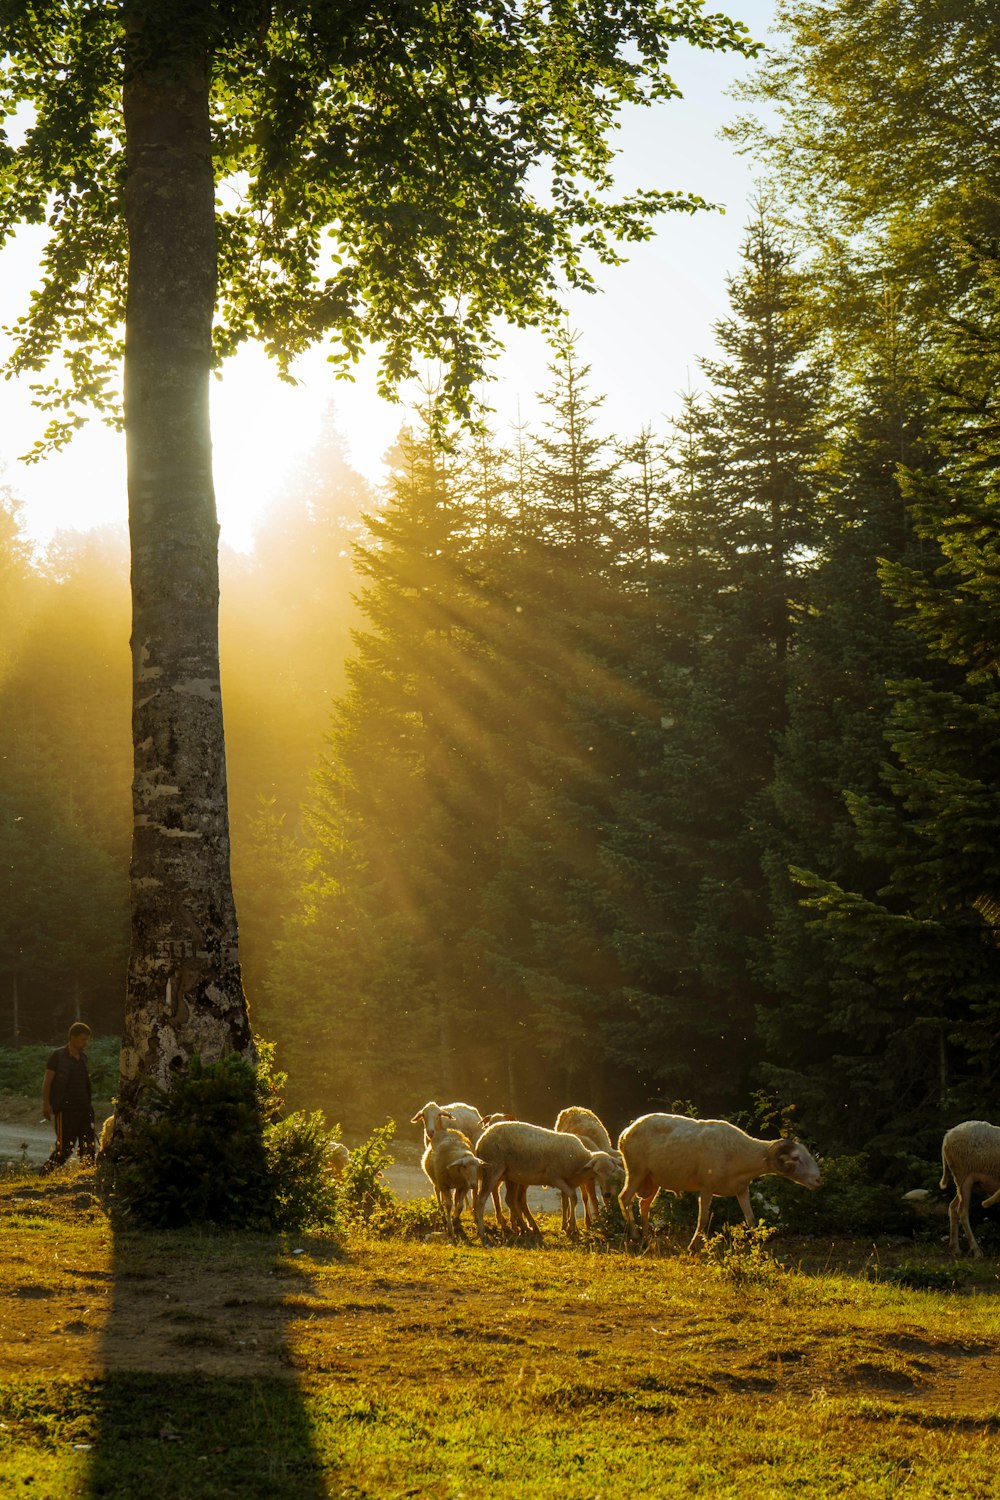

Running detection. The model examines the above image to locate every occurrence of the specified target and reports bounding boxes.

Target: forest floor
[3,1164,1000,1497]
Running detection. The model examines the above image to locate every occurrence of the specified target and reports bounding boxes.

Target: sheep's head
[590,1150,626,1197]
[769,1138,821,1190]
[410,1101,442,1134]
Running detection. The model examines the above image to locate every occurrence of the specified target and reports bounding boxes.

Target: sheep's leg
[560,1184,580,1237]
[516,1185,542,1236]
[619,1178,642,1242]
[637,1193,656,1245]
[475,1166,503,1240]
[452,1187,468,1238]
[508,1184,532,1235]
[955,1180,983,1258]
[736,1188,755,1230]
[437,1186,455,1241]
[687,1190,714,1251]
[581,1179,599,1228]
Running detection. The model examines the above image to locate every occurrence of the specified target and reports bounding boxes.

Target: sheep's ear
[773,1139,799,1172]
[410,1110,426,1126]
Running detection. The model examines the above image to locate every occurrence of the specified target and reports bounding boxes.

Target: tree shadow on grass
[81,1224,336,1498]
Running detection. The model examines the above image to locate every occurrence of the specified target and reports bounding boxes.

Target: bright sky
[0,1,775,552]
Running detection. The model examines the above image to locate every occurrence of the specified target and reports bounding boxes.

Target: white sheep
[412,1102,513,1227]
[618,1113,821,1251]
[420,1121,483,1240]
[474,1121,622,1240]
[554,1106,626,1222]
[411,1100,486,1145]
[939,1120,1000,1257]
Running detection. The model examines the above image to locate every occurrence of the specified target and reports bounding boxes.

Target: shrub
[763,1153,922,1238]
[108,1051,343,1233]
[267,1110,342,1234]
[339,1121,398,1227]
[704,1224,785,1289]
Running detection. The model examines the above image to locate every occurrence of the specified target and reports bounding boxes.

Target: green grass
[4,1166,1000,1497]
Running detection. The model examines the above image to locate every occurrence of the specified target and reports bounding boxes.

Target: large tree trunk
[118,8,254,1114]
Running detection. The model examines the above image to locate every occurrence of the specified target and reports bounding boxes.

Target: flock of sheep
[403,1101,822,1250]
[99,1092,1000,1255]
[324,1105,998,1258]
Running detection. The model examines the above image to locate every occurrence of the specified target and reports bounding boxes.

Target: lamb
[618,1113,821,1251]
[939,1120,1000,1257]
[420,1120,483,1240]
[473,1120,622,1240]
[554,1106,626,1221]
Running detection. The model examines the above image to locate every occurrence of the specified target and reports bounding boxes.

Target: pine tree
[264,413,509,1124]
[604,210,829,1111]
[797,247,1000,1135]
[758,322,936,1156]
[532,330,619,553]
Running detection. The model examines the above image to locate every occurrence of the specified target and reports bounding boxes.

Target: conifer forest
[2,0,999,1182]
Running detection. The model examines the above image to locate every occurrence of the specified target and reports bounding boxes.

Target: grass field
[2,1163,1000,1498]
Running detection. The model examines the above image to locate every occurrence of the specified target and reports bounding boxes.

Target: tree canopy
[1,0,757,445]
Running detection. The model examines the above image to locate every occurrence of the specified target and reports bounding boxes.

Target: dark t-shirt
[47,1047,92,1114]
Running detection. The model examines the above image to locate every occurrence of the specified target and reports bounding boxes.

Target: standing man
[41,1022,96,1172]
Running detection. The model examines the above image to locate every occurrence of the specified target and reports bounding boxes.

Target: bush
[763,1153,923,1238]
[108,1051,343,1233]
[339,1121,398,1227]
[704,1224,785,1289]
[267,1110,343,1234]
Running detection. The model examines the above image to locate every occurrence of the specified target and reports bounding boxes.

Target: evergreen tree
[264,414,508,1124]
[758,325,936,1156]
[797,251,1000,1137]
[602,210,828,1112]
[532,330,619,553]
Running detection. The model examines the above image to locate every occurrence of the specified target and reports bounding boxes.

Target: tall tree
[796,250,1000,1138]
[758,331,935,1155]
[617,211,827,1106]
[0,0,755,1123]
[263,415,506,1124]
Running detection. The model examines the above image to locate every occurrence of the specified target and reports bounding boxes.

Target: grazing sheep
[474,1121,621,1240]
[420,1121,483,1240]
[412,1102,513,1227]
[618,1113,821,1251]
[940,1120,1000,1257]
[554,1106,626,1221]
[97,1113,116,1153]
[555,1106,615,1154]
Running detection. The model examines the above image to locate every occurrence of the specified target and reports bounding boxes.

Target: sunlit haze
[0,2,774,551]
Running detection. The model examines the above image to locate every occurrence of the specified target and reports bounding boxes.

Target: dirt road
[0,1121,53,1165]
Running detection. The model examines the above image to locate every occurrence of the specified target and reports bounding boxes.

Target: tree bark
[118,7,254,1113]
